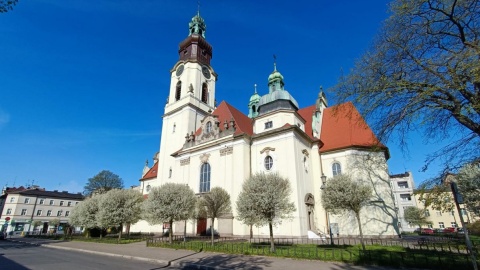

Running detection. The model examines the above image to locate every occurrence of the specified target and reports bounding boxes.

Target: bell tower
[156,11,217,186]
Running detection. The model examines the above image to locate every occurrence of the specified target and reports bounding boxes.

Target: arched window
[332,162,342,176]
[201,83,208,103]
[205,121,212,133]
[199,163,211,193]
[264,156,273,170]
[175,81,182,101]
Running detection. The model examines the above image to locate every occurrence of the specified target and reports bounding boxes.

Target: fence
[146,235,479,270]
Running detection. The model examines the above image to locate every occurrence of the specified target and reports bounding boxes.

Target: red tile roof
[141,162,158,181]
[297,105,317,140]
[195,101,253,137]
[320,102,388,156]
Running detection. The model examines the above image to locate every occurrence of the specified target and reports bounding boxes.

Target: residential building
[131,12,399,238]
[390,172,418,232]
[0,186,84,236]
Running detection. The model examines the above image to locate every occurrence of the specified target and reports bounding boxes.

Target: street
[0,240,196,270]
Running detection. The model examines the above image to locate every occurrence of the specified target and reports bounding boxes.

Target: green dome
[268,70,284,82]
[249,92,260,102]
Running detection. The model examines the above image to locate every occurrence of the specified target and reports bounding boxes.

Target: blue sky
[0,0,441,193]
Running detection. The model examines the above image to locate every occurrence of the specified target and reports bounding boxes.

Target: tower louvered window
[201,83,208,103]
[175,81,182,101]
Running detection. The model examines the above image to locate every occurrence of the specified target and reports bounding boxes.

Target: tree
[236,172,296,252]
[403,206,429,230]
[97,189,143,241]
[0,0,18,13]
[321,174,372,250]
[49,218,60,234]
[142,183,196,244]
[69,196,101,238]
[332,0,480,177]
[456,162,480,217]
[197,187,231,245]
[31,220,43,233]
[84,170,123,196]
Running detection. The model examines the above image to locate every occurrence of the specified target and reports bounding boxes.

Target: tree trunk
[169,220,173,244]
[269,222,275,253]
[118,223,123,241]
[249,224,253,240]
[210,218,215,246]
[355,211,366,251]
[184,219,187,242]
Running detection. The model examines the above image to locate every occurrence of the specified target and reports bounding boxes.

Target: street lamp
[320,174,334,245]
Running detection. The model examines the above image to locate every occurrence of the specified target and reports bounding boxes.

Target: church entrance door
[196,218,207,235]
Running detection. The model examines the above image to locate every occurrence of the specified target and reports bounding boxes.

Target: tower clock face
[202,66,211,79]
[176,64,184,76]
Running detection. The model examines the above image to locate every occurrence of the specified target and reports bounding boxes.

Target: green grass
[147,239,478,269]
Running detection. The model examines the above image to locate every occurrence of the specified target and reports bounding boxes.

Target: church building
[131,12,398,238]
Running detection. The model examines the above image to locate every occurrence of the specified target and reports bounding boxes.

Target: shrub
[467,220,480,236]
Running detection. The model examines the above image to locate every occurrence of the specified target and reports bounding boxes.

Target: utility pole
[451,182,478,270]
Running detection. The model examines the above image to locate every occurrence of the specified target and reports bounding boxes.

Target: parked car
[434,228,445,233]
[444,227,457,233]
[457,228,466,234]
[420,228,434,235]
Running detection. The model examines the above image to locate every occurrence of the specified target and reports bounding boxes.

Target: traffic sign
[5,217,10,221]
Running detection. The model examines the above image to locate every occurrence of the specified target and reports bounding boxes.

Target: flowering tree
[142,183,196,244]
[236,172,296,252]
[197,187,231,245]
[98,189,144,240]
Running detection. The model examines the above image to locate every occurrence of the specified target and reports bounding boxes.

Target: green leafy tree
[236,172,296,252]
[321,174,372,250]
[31,220,43,233]
[457,162,480,217]
[97,189,143,241]
[197,187,231,246]
[0,0,18,13]
[332,0,480,176]
[403,206,429,230]
[142,183,196,244]
[84,170,123,196]
[49,218,60,234]
[69,196,101,238]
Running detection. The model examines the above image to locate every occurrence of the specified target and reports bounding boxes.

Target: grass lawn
[147,239,478,269]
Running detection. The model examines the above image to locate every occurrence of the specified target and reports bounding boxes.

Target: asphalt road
[0,240,196,270]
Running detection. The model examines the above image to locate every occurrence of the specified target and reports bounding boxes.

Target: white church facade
[131,12,399,238]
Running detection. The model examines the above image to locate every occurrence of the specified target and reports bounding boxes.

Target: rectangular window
[436,211,442,216]
[6,208,12,215]
[451,222,457,227]
[264,121,273,129]
[397,181,409,189]
[461,208,467,215]
[427,223,433,228]
[60,201,64,206]
[439,222,445,228]
[21,209,27,215]
[24,198,30,204]
[65,211,70,217]
[36,210,42,216]
[75,202,79,205]
[39,199,45,205]
[450,211,455,216]
[10,197,15,203]
[400,194,411,201]
[47,210,52,216]
[67,201,72,207]
[57,210,62,216]
[49,200,54,205]
[425,210,430,217]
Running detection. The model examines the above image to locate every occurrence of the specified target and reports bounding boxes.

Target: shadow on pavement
[178,254,271,270]
[0,254,31,270]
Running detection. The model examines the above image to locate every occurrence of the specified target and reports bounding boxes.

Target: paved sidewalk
[8,237,397,270]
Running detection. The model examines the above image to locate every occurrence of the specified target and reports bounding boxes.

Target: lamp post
[321,174,334,245]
